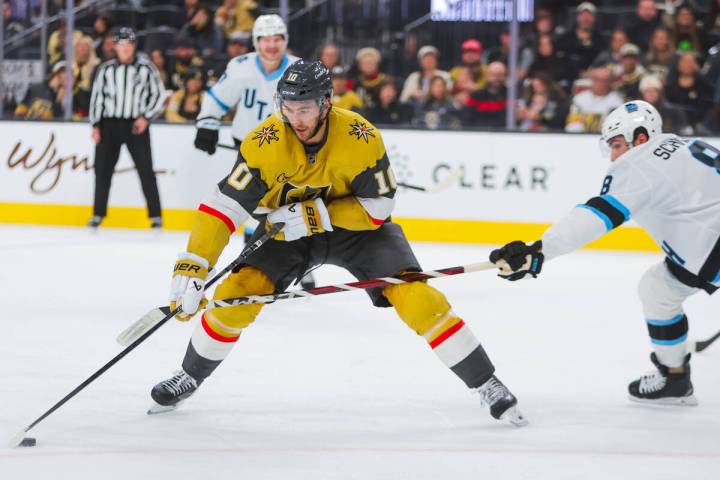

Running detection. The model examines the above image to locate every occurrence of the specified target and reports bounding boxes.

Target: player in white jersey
[490,100,720,406]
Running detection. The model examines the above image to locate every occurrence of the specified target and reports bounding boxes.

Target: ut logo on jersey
[280,183,331,205]
[241,88,270,120]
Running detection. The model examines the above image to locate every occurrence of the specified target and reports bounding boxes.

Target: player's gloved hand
[194,128,219,155]
[266,198,333,241]
[489,240,544,281]
[170,252,210,321]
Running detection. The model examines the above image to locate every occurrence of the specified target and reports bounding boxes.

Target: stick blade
[116,307,171,347]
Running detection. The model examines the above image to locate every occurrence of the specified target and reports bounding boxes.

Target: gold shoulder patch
[348,119,375,143]
[251,123,280,147]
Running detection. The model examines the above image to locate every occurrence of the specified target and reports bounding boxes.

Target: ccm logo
[174,263,201,274]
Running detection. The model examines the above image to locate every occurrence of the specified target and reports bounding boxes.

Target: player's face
[282,99,322,142]
[608,135,630,162]
[258,35,286,63]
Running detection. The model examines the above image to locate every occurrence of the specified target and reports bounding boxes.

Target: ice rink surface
[1,225,718,479]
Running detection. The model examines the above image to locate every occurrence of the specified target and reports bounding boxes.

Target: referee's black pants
[93,119,162,218]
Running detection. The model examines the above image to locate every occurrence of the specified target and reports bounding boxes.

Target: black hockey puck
[19,437,36,447]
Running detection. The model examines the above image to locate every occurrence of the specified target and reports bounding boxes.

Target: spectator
[151,48,172,89]
[413,75,461,130]
[484,30,510,66]
[208,31,251,82]
[168,36,205,91]
[451,67,479,108]
[180,3,224,57]
[165,68,206,123]
[73,36,100,95]
[516,73,569,131]
[14,61,87,120]
[622,0,662,52]
[98,32,116,62]
[462,61,508,129]
[184,0,200,24]
[517,9,557,81]
[3,2,28,38]
[400,45,451,105]
[215,0,258,36]
[48,17,83,65]
[665,51,714,129]
[353,47,387,109]
[449,39,487,90]
[360,78,413,125]
[673,4,710,56]
[556,2,605,79]
[527,34,569,90]
[92,14,112,59]
[646,27,676,82]
[613,44,647,100]
[639,75,692,134]
[565,68,623,133]
[331,66,363,111]
[319,42,341,70]
[592,29,629,71]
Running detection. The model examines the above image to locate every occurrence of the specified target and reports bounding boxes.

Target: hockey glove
[266,198,333,242]
[170,252,209,321]
[194,127,219,155]
[489,240,544,281]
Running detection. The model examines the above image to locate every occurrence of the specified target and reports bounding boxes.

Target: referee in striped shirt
[88,27,166,228]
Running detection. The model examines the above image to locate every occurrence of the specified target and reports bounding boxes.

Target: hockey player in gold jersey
[150,60,526,425]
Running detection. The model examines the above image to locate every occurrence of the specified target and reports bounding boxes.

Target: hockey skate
[628,353,697,406]
[476,376,528,427]
[148,370,202,414]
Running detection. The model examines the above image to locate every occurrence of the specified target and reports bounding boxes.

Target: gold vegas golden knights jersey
[186,107,398,267]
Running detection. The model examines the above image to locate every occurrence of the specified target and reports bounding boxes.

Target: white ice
[1,225,718,479]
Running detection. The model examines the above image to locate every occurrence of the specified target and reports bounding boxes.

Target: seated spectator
[331,66,363,111]
[451,67,479,108]
[613,44,646,100]
[215,0,258,36]
[592,29,629,71]
[565,68,623,133]
[353,47,387,109]
[665,51,714,130]
[98,32,116,63]
[673,4,711,56]
[73,36,100,94]
[180,3,224,57]
[361,78,413,125]
[184,0,200,24]
[208,31,250,83]
[639,75,692,135]
[165,68,206,123]
[3,2,28,38]
[519,8,558,69]
[15,62,88,120]
[168,36,205,91]
[92,14,112,60]
[527,34,569,91]
[319,42,341,70]
[449,39,487,90]
[484,30,510,66]
[48,18,83,65]
[461,61,508,129]
[151,49,172,90]
[555,2,605,80]
[622,0,662,53]
[645,27,676,82]
[400,45,451,106]
[414,75,461,130]
[516,74,569,132]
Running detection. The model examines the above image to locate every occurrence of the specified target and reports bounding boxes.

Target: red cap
[461,39,483,53]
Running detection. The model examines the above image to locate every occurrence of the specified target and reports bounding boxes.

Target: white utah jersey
[196,52,300,141]
[543,133,720,284]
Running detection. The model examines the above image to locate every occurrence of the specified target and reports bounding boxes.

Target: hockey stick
[219,143,460,194]
[689,329,720,353]
[8,223,283,448]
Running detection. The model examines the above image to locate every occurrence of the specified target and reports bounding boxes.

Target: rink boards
[1,120,698,251]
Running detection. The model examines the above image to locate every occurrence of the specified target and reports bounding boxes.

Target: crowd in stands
[6,0,720,135]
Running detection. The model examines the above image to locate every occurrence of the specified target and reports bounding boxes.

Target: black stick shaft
[20,223,283,434]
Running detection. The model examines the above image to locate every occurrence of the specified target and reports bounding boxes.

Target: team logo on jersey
[252,124,280,147]
[279,183,331,205]
[348,120,375,143]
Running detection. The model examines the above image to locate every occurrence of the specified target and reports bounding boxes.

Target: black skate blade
[147,401,182,415]
[628,394,698,407]
[500,406,529,427]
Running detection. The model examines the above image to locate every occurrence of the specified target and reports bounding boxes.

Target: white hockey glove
[170,252,210,321]
[266,198,333,242]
